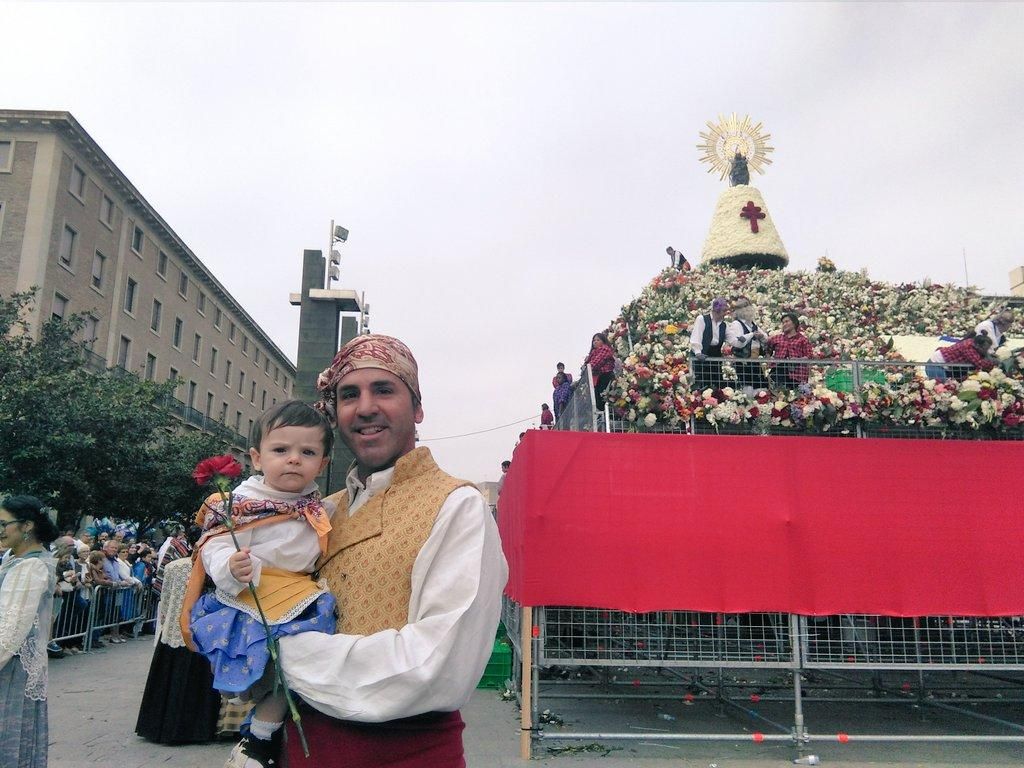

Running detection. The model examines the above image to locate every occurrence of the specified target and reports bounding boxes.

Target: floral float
[603,264,1022,436]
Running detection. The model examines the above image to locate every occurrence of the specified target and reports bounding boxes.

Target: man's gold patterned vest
[318,447,473,636]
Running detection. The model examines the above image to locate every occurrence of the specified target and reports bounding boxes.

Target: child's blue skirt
[190,591,336,694]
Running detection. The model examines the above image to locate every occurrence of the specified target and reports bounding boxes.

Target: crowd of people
[48,524,190,653]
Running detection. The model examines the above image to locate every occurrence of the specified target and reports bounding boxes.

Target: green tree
[0,291,235,533]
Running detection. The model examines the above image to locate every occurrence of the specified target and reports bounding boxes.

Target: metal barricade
[504,600,1024,757]
[540,607,794,669]
[83,584,146,649]
[802,614,1024,670]
[51,586,95,647]
[51,583,159,651]
[136,583,159,635]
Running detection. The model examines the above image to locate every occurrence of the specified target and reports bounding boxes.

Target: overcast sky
[5,2,1023,482]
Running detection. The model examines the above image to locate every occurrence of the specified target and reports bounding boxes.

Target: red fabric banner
[498,430,1024,616]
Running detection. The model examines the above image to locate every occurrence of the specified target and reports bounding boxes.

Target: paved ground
[48,638,1024,767]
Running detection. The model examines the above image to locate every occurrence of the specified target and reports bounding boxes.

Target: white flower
[644,413,658,428]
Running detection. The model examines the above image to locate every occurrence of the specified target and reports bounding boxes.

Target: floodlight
[333,225,349,243]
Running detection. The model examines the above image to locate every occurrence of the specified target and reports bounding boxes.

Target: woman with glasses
[0,495,59,768]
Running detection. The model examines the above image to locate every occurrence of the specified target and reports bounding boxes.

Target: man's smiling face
[336,368,423,483]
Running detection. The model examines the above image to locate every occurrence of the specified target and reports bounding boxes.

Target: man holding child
[272,334,508,768]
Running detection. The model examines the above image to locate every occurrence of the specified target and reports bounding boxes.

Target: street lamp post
[289,219,366,491]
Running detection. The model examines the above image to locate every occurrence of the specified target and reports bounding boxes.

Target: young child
[186,400,336,768]
[540,403,554,428]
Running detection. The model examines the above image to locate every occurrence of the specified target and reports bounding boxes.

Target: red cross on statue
[740,201,765,233]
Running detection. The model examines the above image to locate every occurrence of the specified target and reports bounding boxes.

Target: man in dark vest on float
[689,297,729,391]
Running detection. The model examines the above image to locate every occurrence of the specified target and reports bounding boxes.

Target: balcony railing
[556,356,1024,441]
[78,344,250,448]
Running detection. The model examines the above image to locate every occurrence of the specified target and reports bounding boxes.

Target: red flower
[193,454,243,486]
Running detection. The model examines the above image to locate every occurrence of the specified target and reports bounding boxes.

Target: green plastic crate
[825,368,886,393]
[477,639,512,689]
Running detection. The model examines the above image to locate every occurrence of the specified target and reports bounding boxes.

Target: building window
[59,225,77,267]
[238,370,245,395]
[235,411,242,432]
[0,140,12,172]
[117,336,131,369]
[197,291,206,315]
[51,293,69,321]
[273,366,279,384]
[91,251,106,290]
[261,389,267,410]
[242,336,249,356]
[169,367,180,397]
[150,299,162,333]
[209,346,218,374]
[70,165,87,201]
[123,277,138,314]
[172,317,183,349]
[82,315,98,349]
[264,357,270,375]
[178,270,189,298]
[224,358,232,385]
[145,353,157,381]
[131,225,144,254]
[250,380,257,403]
[205,392,214,418]
[157,250,168,278]
[100,194,114,227]
[187,381,197,409]
[192,333,202,363]
[229,322,237,343]
[213,306,222,329]
[220,402,229,423]
[254,348,261,366]
[248,419,254,442]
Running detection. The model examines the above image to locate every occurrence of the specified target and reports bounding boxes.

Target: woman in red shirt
[583,332,616,411]
[926,333,994,382]
[766,313,814,386]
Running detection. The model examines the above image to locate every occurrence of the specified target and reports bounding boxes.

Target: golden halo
[696,113,774,181]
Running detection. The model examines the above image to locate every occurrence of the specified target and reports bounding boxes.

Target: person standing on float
[689,297,730,391]
[277,334,508,768]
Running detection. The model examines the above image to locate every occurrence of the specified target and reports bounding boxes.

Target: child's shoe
[224,734,279,768]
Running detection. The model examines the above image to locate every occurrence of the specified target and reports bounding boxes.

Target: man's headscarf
[315,334,421,425]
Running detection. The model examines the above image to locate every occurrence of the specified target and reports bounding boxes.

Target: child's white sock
[249,717,283,741]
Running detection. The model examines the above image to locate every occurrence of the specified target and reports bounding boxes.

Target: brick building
[0,109,294,448]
